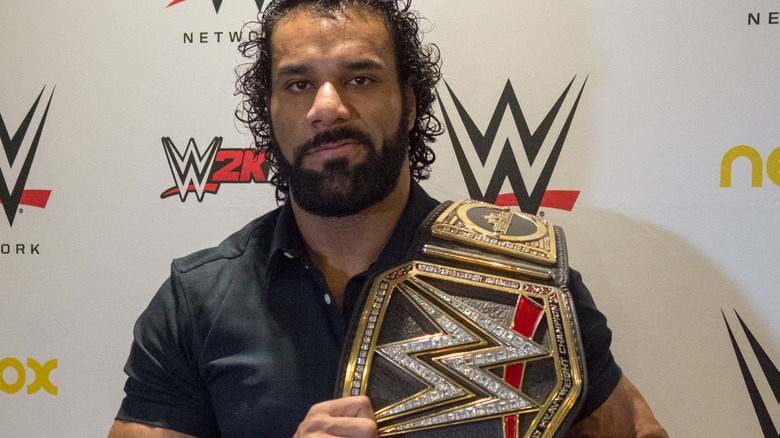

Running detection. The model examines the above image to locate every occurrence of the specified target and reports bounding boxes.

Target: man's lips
[305,139,363,160]
[292,127,374,165]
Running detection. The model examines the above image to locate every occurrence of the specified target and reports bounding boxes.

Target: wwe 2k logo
[438,77,586,215]
[723,310,780,437]
[161,137,269,202]
[166,0,264,13]
[0,87,54,227]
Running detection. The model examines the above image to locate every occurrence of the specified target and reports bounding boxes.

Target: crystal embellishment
[374,286,478,419]
[375,276,548,432]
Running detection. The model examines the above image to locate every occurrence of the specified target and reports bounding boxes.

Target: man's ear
[403,85,416,132]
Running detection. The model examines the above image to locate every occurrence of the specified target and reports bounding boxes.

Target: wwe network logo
[161,137,269,202]
[0,87,54,227]
[723,310,780,437]
[166,0,264,13]
[438,77,586,215]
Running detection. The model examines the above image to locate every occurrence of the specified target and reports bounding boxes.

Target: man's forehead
[270,6,392,63]
[275,5,388,32]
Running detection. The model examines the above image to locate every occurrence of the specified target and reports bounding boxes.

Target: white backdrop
[2,1,779,436]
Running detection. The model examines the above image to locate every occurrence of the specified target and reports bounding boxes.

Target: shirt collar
[368,181,440,273]
[267,200,307,283]
[266,181,441,283]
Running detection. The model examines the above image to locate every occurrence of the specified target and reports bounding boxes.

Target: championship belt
[336,200,586,438]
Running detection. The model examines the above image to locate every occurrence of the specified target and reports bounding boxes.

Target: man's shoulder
[171,206,284,274]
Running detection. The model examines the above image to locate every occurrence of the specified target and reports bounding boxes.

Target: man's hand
[564,375,669,438]
[294,396,378,438]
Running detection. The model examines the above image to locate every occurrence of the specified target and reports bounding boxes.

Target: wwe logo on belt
[166,0,264,13]
[437,77,586,215]
[161,137,269,202]
[0,87,54,227]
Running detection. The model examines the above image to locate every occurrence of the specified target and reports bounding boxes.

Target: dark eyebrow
[275,58,386,78]
[343,58,385,72]
[275,64,310,78]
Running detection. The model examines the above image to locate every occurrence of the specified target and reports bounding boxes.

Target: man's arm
[565,375,669,438]
[107,420,196,438]
[108,396,377,438]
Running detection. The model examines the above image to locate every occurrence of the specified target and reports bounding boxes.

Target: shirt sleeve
[115,267,219,437]
[568,268,623,422]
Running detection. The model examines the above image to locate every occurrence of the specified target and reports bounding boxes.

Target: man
[109,0,668,437]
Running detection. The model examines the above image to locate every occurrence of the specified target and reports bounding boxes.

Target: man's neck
[291,172,411,307]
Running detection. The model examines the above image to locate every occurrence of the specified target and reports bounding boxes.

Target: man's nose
[306,82,351,127]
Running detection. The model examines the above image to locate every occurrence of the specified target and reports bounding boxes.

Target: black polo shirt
[116,183,620,437]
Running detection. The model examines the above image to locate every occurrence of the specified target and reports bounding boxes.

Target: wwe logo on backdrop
[162,137,221,202]
[161,137,269,202]
[437,77,586,215]
[722,310,780,437]
[166,0,264,13]
[0,87,54,227]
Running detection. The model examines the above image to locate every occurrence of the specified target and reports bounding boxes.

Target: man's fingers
[308,396,376,420]
[295,396,378,438]
[342,396,375,420]
[299,416,376,437]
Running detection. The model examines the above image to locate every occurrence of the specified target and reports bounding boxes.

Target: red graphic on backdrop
[496,190,580,212]
[168,0,223,13]
[1,190,51,209]
[0,87,54,226]
[166,0,264,13]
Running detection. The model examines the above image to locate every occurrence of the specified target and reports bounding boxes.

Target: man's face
[269,7,415,216]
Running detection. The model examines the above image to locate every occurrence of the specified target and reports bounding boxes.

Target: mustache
[292,127,374,161]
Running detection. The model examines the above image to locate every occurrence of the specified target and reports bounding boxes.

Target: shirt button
[283,251,294,259]
[324,294,332,305]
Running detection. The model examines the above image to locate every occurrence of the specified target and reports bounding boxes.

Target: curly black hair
[236,0,443,203]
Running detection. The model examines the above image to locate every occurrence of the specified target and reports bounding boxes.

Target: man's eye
[348,76,372,86]
[289,81,311,92]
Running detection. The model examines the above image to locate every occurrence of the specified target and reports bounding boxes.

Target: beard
[274,120,409,217]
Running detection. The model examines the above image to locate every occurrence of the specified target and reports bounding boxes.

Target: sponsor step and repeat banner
[2,1,779,436]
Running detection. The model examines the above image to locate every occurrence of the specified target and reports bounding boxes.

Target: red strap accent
[503,297,545,437]
[511,296,545,338]
[504,297,544,389]
[503,415,518,438]
[504,363,525,391]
